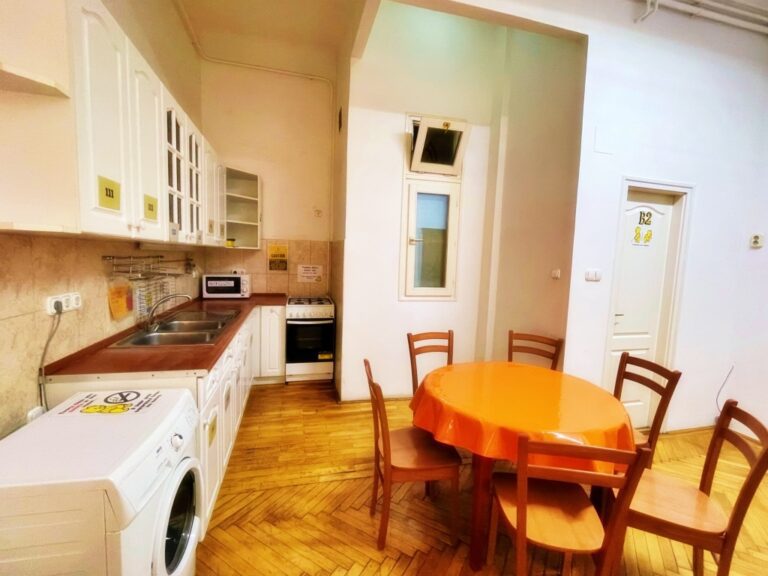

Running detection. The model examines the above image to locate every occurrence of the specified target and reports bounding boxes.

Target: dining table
[410,361,635,571]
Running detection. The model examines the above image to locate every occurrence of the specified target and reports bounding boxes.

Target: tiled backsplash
[205,238,330,297]
[0,233,329,439]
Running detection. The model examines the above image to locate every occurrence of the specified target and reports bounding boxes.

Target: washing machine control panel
[170,433,184,451]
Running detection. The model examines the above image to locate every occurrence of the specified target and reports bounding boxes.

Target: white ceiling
[175,0,367,79]
[174,0,768,80]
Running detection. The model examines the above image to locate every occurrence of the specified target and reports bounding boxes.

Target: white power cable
[37,303,63,411]
[715,365,734,413]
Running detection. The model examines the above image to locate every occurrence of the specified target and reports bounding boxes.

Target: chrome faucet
[145,293,192,332]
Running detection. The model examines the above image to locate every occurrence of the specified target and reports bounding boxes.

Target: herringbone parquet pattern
[196,382,768,575]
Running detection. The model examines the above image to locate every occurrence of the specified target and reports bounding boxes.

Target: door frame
[603,176,692,414]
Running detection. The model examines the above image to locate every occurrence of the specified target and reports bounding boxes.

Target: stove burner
[287,297,333,306]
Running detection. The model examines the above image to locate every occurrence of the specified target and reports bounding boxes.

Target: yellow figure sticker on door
[643,229,653,244]
[98,176,121,211]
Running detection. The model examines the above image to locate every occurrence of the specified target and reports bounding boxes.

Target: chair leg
[486,497,499,565]
[450,474,459,546]
[562,551,573,576]
[692,547,704,576]
[716,548,734,576]
[370,468,379,516]
[377,480,392,550]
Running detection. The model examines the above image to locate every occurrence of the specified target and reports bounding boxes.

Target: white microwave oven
[202,274,251,299]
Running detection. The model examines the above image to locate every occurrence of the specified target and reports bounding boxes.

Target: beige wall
[205,239,329,297]
[0,0,79,233]
[103,0,203,125]
[201,62,333,242]
[0,233,204,438]
[490,29,585,361]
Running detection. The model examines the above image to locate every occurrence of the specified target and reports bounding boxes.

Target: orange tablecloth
[410,361,634,571]
[411,361,635,460]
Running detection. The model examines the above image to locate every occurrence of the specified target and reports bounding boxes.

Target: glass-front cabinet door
[186,124,203,244]
[163,88,185,243]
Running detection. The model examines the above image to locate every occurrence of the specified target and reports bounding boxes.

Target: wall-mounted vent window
[410,116,469,177]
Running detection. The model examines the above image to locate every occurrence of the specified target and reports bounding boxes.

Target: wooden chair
[487,435,651,576]
[627,399,768,576]
[507,331,564,371]
[364,359,461,549]
[613,352,681,467]
[407,330,453,394]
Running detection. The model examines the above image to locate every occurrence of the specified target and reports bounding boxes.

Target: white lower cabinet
[200,385,221,526]
[260,306,286,379]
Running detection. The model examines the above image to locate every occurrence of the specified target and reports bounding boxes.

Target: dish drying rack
[103,255,195,279]
[104,255,196,321]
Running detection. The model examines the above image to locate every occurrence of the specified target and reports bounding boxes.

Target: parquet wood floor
[196,381,768,575]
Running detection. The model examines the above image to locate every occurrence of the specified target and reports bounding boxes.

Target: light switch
[585,269,602,282]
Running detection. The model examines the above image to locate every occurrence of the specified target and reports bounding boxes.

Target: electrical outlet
[46,292,82,315]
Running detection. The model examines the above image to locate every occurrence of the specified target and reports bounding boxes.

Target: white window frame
[399,178,461,300]
[409,116,470,177]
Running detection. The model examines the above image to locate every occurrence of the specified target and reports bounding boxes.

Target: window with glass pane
[402,179,460,299]
[414,193,448,287]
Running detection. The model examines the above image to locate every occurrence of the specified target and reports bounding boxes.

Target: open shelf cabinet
[226,168,261,249]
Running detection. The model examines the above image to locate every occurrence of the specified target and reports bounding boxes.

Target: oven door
[285,319,335,364]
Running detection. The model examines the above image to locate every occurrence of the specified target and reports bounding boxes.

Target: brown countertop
[45,294,286,377]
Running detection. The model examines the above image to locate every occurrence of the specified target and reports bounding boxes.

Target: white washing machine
[0,389,203,576]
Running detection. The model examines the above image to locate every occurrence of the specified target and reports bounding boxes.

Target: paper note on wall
[298,265,323,283]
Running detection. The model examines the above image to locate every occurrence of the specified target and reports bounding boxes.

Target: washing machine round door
[153,457,203,576]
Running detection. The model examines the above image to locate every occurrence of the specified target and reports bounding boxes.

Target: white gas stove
[285,296,335,382]
[286,296,335,319]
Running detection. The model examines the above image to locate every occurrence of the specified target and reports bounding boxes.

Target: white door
[605,188,682,427]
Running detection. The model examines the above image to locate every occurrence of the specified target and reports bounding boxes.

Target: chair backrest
[407,330,454,394]
[364,359,391,469]
[613,352,682,459]
[701,399,768,548]
[507,331,564,370]
[515,435,651,576]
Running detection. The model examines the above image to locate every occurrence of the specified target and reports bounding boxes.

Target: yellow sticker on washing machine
[81,403,132,414]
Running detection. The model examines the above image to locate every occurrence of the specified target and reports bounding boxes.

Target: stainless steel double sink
[111,309,241,347]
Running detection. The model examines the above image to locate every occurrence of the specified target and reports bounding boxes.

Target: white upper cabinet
[185,120,204,245]
[63,0,221,245]
[70,0,168,241]
[126,43,165,241]
[162,87,186,243]
[226,169,262,249]
[70,0,132,237]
